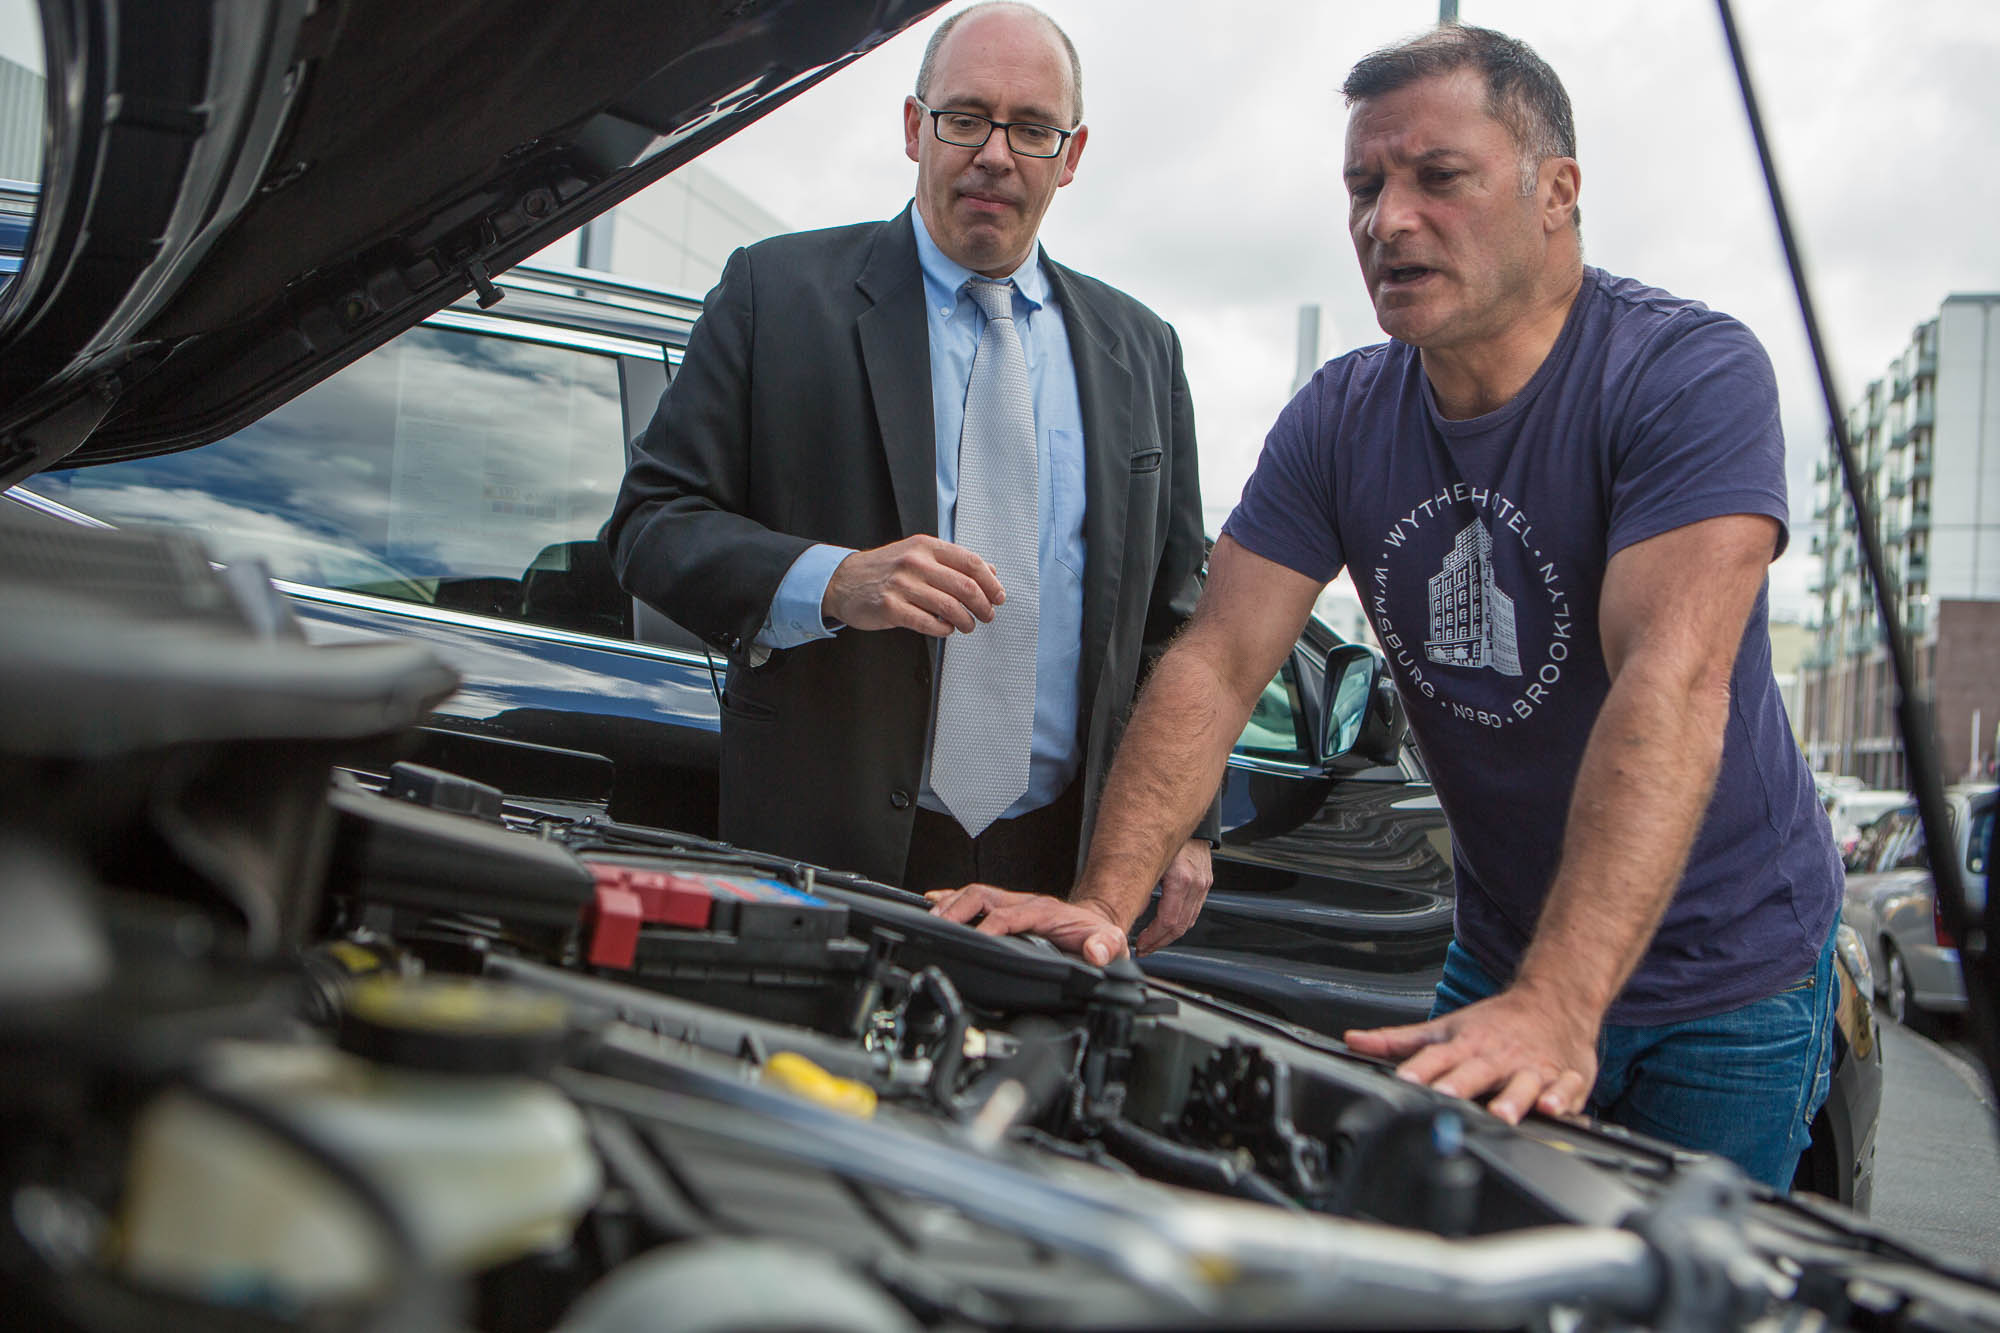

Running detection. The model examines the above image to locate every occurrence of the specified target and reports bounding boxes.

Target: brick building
[1800,294,2000,787]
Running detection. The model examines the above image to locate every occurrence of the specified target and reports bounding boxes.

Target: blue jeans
[1431,929,1836,1190]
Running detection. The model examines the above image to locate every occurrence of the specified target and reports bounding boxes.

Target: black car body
[9,256,1456,1030]
[0,3,1940,1330]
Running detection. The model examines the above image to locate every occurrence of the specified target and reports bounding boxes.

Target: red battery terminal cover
[584,863,717,969]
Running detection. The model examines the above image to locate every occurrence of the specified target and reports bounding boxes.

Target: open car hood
[0,0,939,489]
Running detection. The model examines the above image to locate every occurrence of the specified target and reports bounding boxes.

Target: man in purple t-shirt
[934,24,1841,1187]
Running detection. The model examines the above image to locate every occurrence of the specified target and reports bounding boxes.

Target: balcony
[1892,371,1910,400]
[1911,458,1933,481]
[1911,501,1931,526]
[1912,400,1935,431]
[1890,426,1911,450]
[1917,347,1937,378]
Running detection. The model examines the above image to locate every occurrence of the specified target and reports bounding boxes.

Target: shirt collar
[909,202,1050,317]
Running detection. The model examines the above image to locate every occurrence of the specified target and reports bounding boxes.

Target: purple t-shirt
[1222,267,1839,1025]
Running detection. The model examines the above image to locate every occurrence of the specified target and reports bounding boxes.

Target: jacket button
[889,790,911,810]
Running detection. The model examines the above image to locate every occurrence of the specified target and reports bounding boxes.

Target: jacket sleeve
[603,245,815,660]
[1142,324,1223,844]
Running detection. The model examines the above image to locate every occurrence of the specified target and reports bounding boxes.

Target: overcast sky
[683,0,2000,622]
[3,1,1996,621]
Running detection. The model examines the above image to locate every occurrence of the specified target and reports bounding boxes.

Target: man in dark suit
[606,1,1214,951]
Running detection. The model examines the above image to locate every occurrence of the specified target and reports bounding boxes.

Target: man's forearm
[1515,667,1731,1017]
[1071,643,1253,928]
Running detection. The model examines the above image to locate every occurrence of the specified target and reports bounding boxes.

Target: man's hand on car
[925,884,1129,965]
[1343,985,1599,1124]
[926,836,1215,964]
[824,535,1005,636]
[1134,838,1213,955]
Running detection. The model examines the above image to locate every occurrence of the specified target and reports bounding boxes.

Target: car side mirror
[1318,643,1406,772]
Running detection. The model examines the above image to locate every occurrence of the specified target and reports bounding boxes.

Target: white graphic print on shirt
[1368,483,1573,729]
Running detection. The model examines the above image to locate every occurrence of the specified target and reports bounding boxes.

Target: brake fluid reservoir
[120,977,598,1304]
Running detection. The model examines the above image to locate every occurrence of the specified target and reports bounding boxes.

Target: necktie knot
[967,278,1014,323]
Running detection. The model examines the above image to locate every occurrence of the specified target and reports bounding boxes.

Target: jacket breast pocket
[1129,448,1163,474]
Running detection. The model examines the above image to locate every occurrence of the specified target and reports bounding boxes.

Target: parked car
[1843,785,1997,1029]
[10,257,1456,1030]
[0,2,1929,1328]
[8,251,1881,1206]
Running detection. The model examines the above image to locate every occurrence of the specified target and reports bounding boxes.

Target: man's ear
[1057,123,1089,188]
[1543,156,1580,233]
[905,96,925,164]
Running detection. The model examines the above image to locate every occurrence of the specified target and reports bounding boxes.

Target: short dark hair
[1343,25,1576,205]
[916,2,1083,127]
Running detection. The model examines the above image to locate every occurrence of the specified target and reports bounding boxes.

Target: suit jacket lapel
[856,206,938,538]
[1045,258,1131,732]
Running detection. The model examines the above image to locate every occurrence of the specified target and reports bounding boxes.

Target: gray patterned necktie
[929,278,1040,838]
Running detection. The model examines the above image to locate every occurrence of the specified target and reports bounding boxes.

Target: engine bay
[3,510,1998,1333]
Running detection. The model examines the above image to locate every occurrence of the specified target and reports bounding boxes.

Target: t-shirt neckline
[1419,266,1602,440]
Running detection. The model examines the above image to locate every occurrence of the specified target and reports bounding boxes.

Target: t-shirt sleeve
[1219,375,1346,582]
[1605,314,1790,560]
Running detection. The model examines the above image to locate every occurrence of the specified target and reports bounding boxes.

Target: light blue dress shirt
[756,205,1088,820]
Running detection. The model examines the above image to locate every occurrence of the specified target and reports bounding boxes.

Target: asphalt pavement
[1871,1021,2000,1271]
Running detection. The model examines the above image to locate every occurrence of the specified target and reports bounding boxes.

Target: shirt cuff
[754,543,855,651]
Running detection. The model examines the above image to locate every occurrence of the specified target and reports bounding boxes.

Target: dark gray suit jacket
[606,206,1209,885]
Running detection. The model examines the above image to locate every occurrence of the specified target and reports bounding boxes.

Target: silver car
[1841,784,1995,1029]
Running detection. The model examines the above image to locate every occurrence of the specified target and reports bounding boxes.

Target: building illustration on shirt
[1426,519,1522,675]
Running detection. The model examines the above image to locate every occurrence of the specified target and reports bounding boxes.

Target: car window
[1849,809,1907,873]
[28,324,633,638]
[1969,805,1992,878]
[1891,817,1928,871]
[1234,661,1310,762]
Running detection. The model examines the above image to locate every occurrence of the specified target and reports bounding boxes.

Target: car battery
[579,858,876,1036]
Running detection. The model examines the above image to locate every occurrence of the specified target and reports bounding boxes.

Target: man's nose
[1366,178,1417,242]
[972,126,1017,171]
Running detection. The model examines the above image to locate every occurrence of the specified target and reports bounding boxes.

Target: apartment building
[1800,293,2000,788]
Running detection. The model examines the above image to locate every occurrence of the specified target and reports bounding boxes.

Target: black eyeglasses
[916,102,1075,158]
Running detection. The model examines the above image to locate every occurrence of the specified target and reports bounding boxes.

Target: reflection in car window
[28,325,632,637]
[1969,805,1992,878]
[1849,809,1907,874]
[1891,816,1928,872]
[1235,664,1309,761]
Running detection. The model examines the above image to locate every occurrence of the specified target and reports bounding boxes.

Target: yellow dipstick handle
[763,1051,878,1118]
